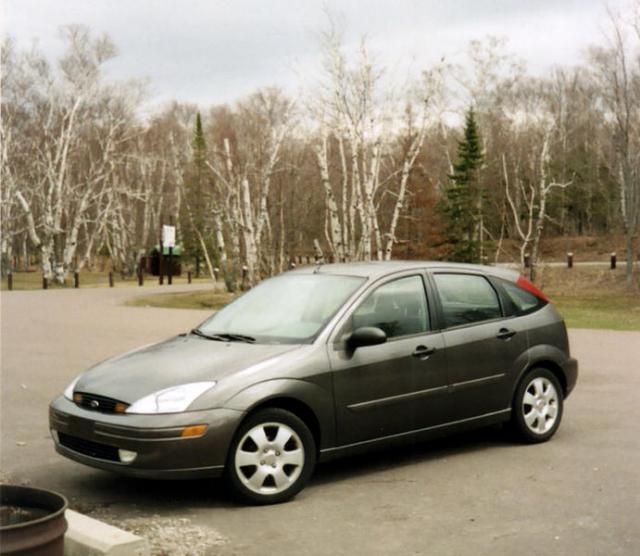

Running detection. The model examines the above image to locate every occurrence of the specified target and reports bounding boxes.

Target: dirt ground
[1,286,639,555]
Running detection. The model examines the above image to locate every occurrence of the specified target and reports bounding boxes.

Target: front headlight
[125,382,217,414]
[63,375,81,400]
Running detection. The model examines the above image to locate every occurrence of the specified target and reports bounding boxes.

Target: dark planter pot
[0,485,68,556]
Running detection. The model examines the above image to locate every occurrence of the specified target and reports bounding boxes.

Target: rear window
[433,273,502,327]
[498,278,546,315]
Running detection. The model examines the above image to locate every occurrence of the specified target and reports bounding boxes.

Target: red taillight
[516,275,549,302]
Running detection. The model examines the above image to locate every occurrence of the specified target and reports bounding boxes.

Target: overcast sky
[2,0,626,109]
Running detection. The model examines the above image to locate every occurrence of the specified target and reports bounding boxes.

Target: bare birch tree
[313,26,432,262]
[5,26,143,283]
[206,90,295,287]
[588,7,640,284]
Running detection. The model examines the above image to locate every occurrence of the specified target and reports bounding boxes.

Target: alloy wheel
[234,422,305,495]
[522,377,559,434]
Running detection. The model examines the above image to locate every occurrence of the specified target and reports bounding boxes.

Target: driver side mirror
[347,326,387,350]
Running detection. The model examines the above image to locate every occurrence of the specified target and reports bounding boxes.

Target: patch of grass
[539,266,640,331]
[126,290,237,310]
[552,294,640,331]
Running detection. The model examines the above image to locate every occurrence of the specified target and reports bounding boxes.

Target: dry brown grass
[537,266,640,330]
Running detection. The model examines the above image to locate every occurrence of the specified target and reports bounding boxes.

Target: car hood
[75,335,300,404]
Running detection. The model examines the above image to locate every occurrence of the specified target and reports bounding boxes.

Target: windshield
[197,273,365,344]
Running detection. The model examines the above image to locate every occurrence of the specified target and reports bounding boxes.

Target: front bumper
[49,396,244,479]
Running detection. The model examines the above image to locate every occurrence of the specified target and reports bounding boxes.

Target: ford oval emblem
[90,400,100,408]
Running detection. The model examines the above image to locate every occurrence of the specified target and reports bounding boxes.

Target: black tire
[510,367,563,444]
[225,408,316,505]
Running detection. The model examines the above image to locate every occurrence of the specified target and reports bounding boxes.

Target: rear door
[328,273,449,445]
[429,271,529,420]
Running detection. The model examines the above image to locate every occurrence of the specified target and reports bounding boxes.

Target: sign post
[162,225,176,286]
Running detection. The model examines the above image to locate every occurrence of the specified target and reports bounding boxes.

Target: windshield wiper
[190,328,226,341]
[212,332,257,343]
[190,329,256,343]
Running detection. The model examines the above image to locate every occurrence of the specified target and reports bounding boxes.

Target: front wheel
[226,408,316,505]
[510,368,563,443]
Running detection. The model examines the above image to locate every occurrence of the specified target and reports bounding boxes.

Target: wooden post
[74,272,79,288]
[187,271,192,284]
[241,265,248,290]
[213,267,219,282]
[289,261,296,270]
[7,272,13,291]
[567,252,573,269]
[108,272,114,287]
[610,252,617,270]
[138,267,144,286]
[159,241,164,285]
[524,253,530,268]
[42,275,48,290]
[168,246,173,285]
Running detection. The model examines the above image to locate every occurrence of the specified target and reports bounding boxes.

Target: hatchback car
[50,262,577,504]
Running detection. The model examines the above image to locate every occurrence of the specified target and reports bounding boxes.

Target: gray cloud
[2,0,620,108]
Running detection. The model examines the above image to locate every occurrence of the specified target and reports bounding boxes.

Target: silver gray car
[50,261,578,504]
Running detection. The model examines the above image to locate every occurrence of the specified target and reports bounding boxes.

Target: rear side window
[433,273,502,328]
[351,275,429,339]
[498,278,545,315]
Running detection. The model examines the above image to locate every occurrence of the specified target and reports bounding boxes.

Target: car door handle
[412,345,436,358]
[496,328,517,340]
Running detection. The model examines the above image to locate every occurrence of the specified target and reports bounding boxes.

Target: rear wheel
[226,408,316,505]
[511,368,563,443]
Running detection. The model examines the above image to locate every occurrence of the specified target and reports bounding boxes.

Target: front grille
[58,432,120,462]
[74,392,129,414]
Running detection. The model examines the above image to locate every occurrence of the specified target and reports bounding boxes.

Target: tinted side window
[498,278,544,315]
[434,273,502,327]
[352,276,429,339]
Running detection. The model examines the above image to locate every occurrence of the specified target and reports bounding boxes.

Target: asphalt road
[1,286,639,555]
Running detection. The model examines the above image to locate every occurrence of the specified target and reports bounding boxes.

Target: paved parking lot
[1,286,639,555]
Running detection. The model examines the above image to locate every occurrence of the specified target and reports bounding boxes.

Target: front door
[329,274,450,446]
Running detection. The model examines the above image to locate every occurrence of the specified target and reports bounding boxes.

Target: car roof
[287,260,519,281]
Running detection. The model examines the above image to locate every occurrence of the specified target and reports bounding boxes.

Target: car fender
[222,378,336,449]
[511,344,570,398]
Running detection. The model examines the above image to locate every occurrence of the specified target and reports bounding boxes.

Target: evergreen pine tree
[182,112,208,261]
[192,112,207,174]
[440,108,484,262]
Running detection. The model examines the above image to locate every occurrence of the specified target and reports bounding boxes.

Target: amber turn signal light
[181,424,208,438]
[114,403,128,414]
[73,393,82,404]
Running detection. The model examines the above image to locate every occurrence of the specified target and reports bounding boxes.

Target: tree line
[2,7,639,288]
